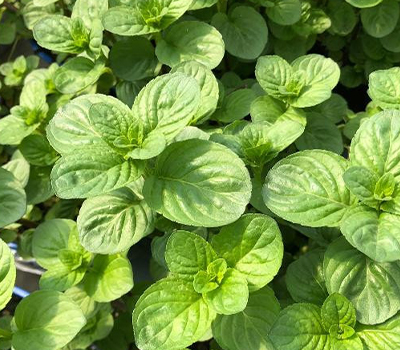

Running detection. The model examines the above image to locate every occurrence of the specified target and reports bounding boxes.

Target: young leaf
[324,237,400,324]
[321,293,357,330]
[132,73,201,140]
[203,268,249,315]
[211,6,268,60]
[143,139,252,227]
[165,230,218,280]
[263,150,355,227]
[12,290,86,350]
[132,277,216,350]
[0,168,26,228]
[102,0,191,36]
[78,186,155,254]
[155,21,225,69]
[211,213,283,291]
[212,286,280,350]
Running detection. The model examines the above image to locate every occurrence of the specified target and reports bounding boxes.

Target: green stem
[252,166,263,182]
[217,0,227,13]
[7,36,19,61]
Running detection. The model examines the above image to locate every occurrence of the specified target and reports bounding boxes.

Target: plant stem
[3,1,18,13]
[7,36,19,61]
[217,0,227,13]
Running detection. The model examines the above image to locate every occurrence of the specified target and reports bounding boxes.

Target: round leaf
[143,139,252,227]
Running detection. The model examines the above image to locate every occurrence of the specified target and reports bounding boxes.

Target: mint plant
[2,0,400,349]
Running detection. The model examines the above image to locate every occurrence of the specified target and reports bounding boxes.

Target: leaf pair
[270,293,363,350]
[255,54,340,108]
[32,219,133,302]
[0,81,48,145]
[133,214,283,350]
[47,72,200,199]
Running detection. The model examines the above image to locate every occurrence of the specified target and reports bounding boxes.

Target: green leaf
[50,147,144,199]
[47,94,125,154]
[143,139,251,227]
[295,112,343,154]
[165,230,218,280]
[0,115,39,146]
[211,6,268,60]
[212,286,280,350]
[212,89,256,123]
[54,56,105,94]
[256,54,340,108]
[263,150,355,227]
[12,290,86,350]
[324,237,400,324]
[71,0,108,29]
[64,285,99,319]
[286,248,328,305]
[132,277,216,350]
[78,186,155,254]
[290,54,340,108]
[19,134,59,167]
[256,55,292,98]
[269,303,331,350]
[350,110,400,179]
[346,0,383,8]
[211,213,283,291]
[2,150,30,188]
[109,37,158,82]
[171,61,219,124]
[308,93,348,124]
[132,73,201,141]
[356,312,400,349]
[25,166,54,205]
[102,0,191,36]
[240,120,305,167]
[0,168,26,228]
[250,95,307,125]
[340,205,400,262]
[189,0,218,10]
[155,21,225,69]
[0,239,16,310]
[321,293,356,331]
[267,0,302,25]
[87,97,137,151]
[361,0,399,38]
[33,15,86,53]
[204,268,248,315]
[39,263,87,291]
[343,166,379,203]
[84,254,133,302]
[0,23,16,45]
[368,68,400,109]
[327,1,357,36]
